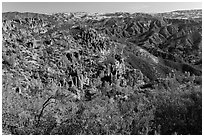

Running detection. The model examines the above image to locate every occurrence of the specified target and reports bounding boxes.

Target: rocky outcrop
[2,10,202,97]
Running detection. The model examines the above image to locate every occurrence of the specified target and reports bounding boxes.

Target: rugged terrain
[2,9,202,135]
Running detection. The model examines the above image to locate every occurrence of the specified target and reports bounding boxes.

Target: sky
[2,2,202,14]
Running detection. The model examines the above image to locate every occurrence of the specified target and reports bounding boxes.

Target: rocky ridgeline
[2,10,202,96]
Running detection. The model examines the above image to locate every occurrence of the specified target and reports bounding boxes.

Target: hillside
[2,9,202,135]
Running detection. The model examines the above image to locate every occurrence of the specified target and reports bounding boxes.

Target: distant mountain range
[153,9,202,20]
[3,9,202,20]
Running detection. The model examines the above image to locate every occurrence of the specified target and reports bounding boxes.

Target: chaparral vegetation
[2,10,202,135]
